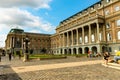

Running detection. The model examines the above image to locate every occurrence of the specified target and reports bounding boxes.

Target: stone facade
[52,0,120,55]
[5,28,51,54]
[5,0,120,55]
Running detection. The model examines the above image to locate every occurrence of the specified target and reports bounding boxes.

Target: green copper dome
[9,28,24,33]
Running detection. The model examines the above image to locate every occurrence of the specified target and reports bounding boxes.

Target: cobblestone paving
[18,64,120,80]
[0,56,120,80]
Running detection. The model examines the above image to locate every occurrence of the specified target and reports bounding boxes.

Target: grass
[29,54,67,59]
[28,53,87,60]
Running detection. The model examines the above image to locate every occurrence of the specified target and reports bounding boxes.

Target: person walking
[8,50,12,61]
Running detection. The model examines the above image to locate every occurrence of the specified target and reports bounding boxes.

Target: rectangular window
[85,36,88,43]
[115,6,120,11]
[91,34,95,42]
[99,33,102,41]
[117,19,120,26]
[105,10,109,15]
[106,0,110,3]
[106,23,110,28]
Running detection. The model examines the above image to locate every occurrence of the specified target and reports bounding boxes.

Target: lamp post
[23,36,30,62]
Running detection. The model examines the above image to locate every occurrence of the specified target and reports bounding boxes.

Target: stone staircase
[107,63,120,70]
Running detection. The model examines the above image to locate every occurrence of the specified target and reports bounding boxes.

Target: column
[111,21,116,43]
[63,33,65,47]
[13,37,15,47]
[10,37,12,48]
[82,27,84,45]
[76,29,79,45]
[103,24,106,41]
[71,48,73,55]
[67,32,69,47]
[89,25,91,44]
[76,47,79,54]
[96,22,100,43]
[82,47,85,54]
[71,30,73,46]
[62,48,64,54]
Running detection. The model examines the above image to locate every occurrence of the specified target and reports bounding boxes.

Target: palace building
[5,28,51,54]
[5,0,120,55]
[51,0,120,55]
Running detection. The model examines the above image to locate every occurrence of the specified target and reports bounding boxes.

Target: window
[106,0,110,3]
[115,6,120,11]
[91,34,95,42]
[106,23,110,28]
[107,33,112,41]
[79,37,82,43]
[98,3,101,7]
[117,19,120,26]
[85,36,88,43]
[105,10,109,15]
[91,7,94,10]
[99,33,102,41]
[118,31,120,40]
[108,47,112,52]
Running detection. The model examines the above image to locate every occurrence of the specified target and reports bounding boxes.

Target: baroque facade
[5,28,51,54]
[51,0,120,55]
[5,0,120,55]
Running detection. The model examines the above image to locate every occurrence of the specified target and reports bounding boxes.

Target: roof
[60,1,101,24]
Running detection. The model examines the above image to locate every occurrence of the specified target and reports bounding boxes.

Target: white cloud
[0,0,55,47]
[0,0,52,9]
[0,34,7,48]
[29,30,42,33]
[0,8,55,32]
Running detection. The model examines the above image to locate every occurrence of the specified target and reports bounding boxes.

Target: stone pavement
[0,56,120,80]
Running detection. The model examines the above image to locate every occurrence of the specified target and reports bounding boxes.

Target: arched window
[85,36,88,43]
[118,31,120,40]
[107,33,112,41]
[91,34,94,42]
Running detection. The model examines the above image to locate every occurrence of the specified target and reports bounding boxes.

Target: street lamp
[23,36,30,62]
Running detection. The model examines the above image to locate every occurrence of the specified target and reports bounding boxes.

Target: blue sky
[0,0,100,47]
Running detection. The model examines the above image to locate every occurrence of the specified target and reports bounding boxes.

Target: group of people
[103,51,120,65]
[87,50,120,65]
[87,51,102,58]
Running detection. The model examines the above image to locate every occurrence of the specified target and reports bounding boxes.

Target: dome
[9,28,24,33]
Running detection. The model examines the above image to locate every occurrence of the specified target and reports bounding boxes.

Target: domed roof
[9,28,24,33]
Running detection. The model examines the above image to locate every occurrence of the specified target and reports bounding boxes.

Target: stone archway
[73,48,76,54]
[78,48,82,54]
[102,46,107,53]
[68,49,71,54]
[64,49,67,55]
[84,47,89,54]
[60,49,62,54]
[91,46,97,54]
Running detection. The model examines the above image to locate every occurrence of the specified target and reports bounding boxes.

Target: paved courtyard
[0,56,120,80]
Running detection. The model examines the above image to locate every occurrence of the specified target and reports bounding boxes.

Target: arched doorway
[78,48,82,54]
[91,46,97,54]
[60,49,62,54]
[73,48,76,54]
[84,47,89,54]
[102,46,107,53]
[64,49,67,55]
[68,49,71,54]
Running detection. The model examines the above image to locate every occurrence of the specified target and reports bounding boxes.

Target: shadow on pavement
[0,65,22,80]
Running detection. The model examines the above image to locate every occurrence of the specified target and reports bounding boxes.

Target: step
[102,63,120,70]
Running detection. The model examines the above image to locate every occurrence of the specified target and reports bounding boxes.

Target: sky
[0,0,100,47]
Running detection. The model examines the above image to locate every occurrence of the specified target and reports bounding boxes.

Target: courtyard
[0,56,120,80]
